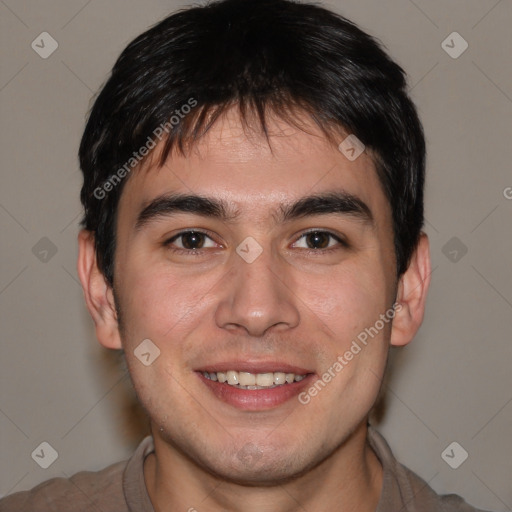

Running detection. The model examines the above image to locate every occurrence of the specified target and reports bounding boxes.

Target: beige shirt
[0,426,490,511]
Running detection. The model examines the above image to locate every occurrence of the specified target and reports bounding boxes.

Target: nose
[214,245,301,337]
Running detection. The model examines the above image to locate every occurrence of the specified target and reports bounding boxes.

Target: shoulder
[0,436,155,512]
[398,464,492,512]
[368,425,492,512]
[0,459,127,512]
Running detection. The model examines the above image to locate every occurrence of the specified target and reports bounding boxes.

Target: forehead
[118,109,390,225]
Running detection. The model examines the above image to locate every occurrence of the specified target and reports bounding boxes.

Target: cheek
[299,268,391,421]
[117,257,221,349]
[301,263,390,342]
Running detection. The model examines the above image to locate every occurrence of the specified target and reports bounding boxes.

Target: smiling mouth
[197,366,315,410]
[201,370,308,390]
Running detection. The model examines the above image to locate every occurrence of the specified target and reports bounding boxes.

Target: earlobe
[77,229,122,350]
[390,233,431,347]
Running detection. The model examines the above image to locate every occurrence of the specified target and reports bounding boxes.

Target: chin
[203,457,309,487]
[192,441,328,487]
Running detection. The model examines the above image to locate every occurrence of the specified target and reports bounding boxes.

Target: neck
[144,421,383,512]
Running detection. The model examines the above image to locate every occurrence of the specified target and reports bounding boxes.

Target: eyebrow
[134,191,374,231]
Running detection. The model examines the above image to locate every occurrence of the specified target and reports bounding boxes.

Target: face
[111,109,398,483]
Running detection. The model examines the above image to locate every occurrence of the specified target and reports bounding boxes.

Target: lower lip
[197,373,315,411]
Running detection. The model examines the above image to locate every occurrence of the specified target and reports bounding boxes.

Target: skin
[78,108,431,512]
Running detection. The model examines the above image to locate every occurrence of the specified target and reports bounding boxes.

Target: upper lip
[196,361,314,375]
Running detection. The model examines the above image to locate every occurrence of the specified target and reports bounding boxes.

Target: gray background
[1,0,511,510]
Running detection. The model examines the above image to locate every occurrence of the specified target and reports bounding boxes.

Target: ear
[77,229,122,349]
[390,233,431,347]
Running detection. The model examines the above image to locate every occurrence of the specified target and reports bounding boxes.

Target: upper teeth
[202,370,306,388]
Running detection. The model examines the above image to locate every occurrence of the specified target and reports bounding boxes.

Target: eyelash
[163,229,348,255]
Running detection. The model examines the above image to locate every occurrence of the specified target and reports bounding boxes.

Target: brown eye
[180,231,206,249]
[291,230,347,253]
[164,230,218,252]
[305,231,331,249]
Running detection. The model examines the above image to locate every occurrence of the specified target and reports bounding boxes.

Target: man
[0,0,490,510]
